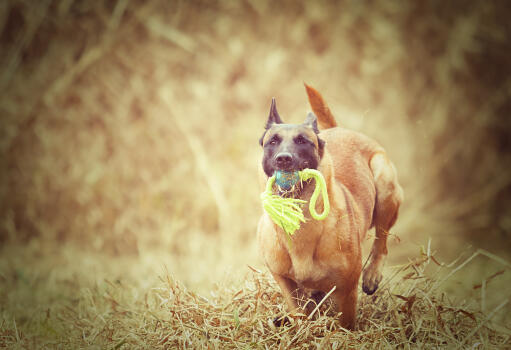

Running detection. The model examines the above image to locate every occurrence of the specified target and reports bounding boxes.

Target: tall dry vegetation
[1,0,510,265]
[3,250,511,348]
[1,1,511,347]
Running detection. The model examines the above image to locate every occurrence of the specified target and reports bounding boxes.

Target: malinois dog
[257,84,403,329]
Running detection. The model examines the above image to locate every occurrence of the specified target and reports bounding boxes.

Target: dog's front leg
[271,272,306,316]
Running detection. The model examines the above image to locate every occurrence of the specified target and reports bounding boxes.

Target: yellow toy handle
[299,169,330,220]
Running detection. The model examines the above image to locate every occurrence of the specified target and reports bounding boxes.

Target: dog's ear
[260,98,283,146]
[259,132,266,146]
[265,97,283,129]
[318,137,325,158]
[304,112,325,157]
[304,112,320,134]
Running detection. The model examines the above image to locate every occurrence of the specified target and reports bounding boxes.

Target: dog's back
[306,83,403,296]
[306,83,388,238]
[319,128,381,236]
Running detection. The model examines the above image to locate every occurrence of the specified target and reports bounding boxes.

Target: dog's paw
[272,315,292,327]
[310,290,326,304]
[362,266,382,295]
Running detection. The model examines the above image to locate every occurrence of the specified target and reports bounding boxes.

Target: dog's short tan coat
[257,85,403,329]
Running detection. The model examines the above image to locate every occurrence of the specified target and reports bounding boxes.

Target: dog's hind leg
[363,152,403,295]
[332,287,358,329]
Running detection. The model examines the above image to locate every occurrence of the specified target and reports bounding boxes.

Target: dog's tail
[304,83,338,129]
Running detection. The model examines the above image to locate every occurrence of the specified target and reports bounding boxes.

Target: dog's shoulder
[320,127,384,160]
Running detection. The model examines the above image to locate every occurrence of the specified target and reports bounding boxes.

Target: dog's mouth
[273,162,312,177]
[273,170,312,198]
[275,179,314,199]
[276,183,302,198]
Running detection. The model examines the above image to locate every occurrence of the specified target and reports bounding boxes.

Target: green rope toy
[261,169,330,236]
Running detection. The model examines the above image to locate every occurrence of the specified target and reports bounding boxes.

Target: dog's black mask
[259,98,325,177]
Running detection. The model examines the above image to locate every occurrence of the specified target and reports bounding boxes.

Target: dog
[257,84,403,329]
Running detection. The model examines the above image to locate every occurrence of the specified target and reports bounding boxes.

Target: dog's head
[259,98,325,177]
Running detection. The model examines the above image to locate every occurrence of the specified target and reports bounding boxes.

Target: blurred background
[1,0,510,300]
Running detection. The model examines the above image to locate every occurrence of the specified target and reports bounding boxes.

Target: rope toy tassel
[261,168,330,236]
[260,175,306,235]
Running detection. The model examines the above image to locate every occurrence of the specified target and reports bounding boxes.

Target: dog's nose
[275,152,293,166]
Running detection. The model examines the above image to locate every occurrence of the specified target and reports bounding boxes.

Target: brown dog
[257,84,403,329]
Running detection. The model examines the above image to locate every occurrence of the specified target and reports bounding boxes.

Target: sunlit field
[1,0,510,348]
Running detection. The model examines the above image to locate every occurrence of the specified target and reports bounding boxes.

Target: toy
[261,169,330,235]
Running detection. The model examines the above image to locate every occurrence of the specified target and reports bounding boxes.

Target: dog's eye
[295,135,308,145]
[269,136,280,145]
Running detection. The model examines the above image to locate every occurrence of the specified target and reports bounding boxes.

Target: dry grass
[1,240,510,349]
[1,0,511,348]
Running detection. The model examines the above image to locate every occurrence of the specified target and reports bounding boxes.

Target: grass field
[1,0,511,348]
[1,239,510,348]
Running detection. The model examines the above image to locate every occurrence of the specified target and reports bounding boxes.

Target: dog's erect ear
[260,98,283,146]
[304,112,325,157]
[259,131,266,146]
[265,98,283,129]
[304,112,320,134]
[318,137,325,158]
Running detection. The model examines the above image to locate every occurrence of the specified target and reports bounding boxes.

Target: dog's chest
[288,254,327,284]
[285,229,329,284]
